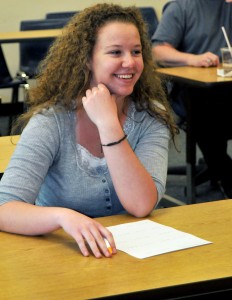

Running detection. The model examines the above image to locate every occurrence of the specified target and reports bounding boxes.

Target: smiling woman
[0,3,178,259]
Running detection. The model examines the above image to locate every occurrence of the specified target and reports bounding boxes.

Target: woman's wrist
[101,134,127,147]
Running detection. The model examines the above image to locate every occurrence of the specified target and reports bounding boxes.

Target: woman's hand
[82,83,118,129]
[0,201,116,259]
[58,208,117,258]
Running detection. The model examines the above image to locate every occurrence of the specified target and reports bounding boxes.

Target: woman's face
[88,21,144,99]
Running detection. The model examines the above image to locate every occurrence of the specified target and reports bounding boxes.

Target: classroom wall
[0,0,168,102]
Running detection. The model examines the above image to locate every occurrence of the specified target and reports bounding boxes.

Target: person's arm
[152,43,220,67]
[82,84,165,218]
[0,201,116,258]
[101,133,158,217]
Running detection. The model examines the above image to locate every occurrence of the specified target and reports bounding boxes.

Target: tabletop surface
[0,199,232,299]
[0,29,62,43]
[156,66,232,85]
[0,135,20,173]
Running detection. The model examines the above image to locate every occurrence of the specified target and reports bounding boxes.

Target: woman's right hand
[58,208,117,258]
[0,201,116,258]
[82,83,118,129]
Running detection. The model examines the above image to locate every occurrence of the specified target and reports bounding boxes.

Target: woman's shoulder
[23,105,75,139]
[30,105,73,125]
[128,101,165,128]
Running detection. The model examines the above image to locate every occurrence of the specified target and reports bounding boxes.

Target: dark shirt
[152,0,232,60]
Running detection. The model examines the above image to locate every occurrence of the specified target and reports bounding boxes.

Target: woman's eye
[110,50,121,55]
[133,50,142,55]
[108,49,142,56]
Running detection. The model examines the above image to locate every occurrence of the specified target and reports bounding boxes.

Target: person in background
[152,0,232,198]
[0,3,178,258]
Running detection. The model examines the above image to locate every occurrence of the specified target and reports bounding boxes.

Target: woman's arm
[82,84,165,217]
[102,135,158,217]
[0,201,116,258]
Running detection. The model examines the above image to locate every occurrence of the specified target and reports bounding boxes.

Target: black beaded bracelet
[101,134,127,147]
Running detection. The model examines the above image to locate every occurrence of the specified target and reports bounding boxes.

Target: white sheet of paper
[107,220,212,259]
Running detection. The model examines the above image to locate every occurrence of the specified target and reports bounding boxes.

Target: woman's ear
[86,60,92,70]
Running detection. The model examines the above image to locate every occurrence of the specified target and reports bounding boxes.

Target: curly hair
[17,3,178,140]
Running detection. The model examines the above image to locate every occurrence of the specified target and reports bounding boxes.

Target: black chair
[139,7,159,39]
[0,45,28,135]
[45,11,78,19]
[166,89,213,199]
[0,45,28,104]
[46,8,158,40]
[19,18,70,78]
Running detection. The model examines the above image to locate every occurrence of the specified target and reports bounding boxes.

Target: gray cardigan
[0,102,169,217]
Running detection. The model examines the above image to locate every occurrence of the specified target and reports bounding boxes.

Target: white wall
[0,0,167,101]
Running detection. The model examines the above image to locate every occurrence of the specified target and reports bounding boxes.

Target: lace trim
[76,144,107,176]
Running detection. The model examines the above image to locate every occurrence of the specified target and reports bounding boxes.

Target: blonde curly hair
[17,3,178,140]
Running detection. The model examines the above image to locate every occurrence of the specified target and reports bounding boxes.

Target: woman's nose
[122,54,135,68]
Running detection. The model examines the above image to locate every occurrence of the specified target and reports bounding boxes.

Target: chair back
[19,18,69,78]
[45,8,158,39]
[139,7,159,39]
[0,46,28,135]
[46,11,78,19]
[0,46,12,85]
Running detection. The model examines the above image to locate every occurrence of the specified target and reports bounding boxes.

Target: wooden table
[0,29,62,43]
[0,135,19,174]
[0,200,232,299]
[157,66,232,204]
[157,66,232,86]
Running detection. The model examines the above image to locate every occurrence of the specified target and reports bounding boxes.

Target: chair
[19,18,70,78]
[46,8,158,40]
[45,11,78,19]
[0,45,28,135]
[166,90,212,199]
[139,7,159,39]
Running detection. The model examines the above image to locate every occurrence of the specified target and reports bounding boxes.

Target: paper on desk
[107,220,212,259]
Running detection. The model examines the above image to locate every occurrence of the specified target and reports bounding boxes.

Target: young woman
[0,3,178,258]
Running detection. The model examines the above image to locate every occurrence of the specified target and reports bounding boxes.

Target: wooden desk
[0,200,232,299]
[0,135,19,174]
[157,66,232,204]
[157,66,232,86]
[0,29,62,43]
